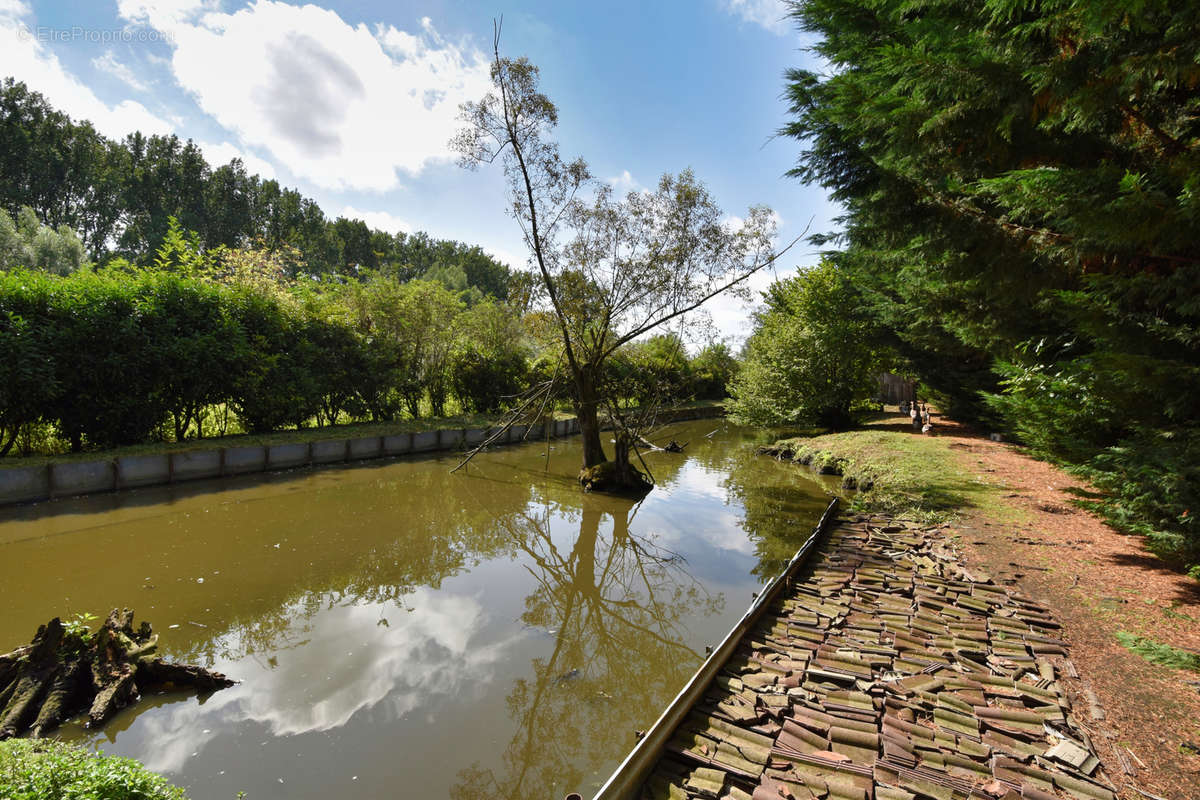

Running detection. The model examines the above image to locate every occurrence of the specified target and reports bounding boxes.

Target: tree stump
[0,608,235,740]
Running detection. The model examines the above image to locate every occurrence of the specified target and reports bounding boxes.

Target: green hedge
[0,268,718,456]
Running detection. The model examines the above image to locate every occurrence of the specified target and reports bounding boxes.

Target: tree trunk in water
[573,366,651,495]
[573,368,608,469]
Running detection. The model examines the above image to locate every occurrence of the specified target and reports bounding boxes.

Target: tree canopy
[729,260,880,429]
[783,0,1200,563]
[453,29,785,491]
[0,77,513,295]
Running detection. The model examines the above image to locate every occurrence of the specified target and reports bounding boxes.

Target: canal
[0,421,836,799]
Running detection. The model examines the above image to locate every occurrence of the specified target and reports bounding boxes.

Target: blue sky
[0,0,838,340]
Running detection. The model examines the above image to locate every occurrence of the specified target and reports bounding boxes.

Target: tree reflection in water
[452,496,724,800]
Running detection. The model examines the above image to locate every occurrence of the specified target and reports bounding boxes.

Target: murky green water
[0,421,835,800]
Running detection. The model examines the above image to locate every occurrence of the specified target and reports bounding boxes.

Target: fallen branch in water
[0,608,235,740]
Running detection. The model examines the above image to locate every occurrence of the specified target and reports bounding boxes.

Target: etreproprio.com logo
[15,25,174,45]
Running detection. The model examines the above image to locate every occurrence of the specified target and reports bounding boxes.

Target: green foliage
[729,260,881,429]
[605,334,695,407]
[0,300,58,455]
[0,739,187,800]
[690,341,737,400]
[0,206,85,274]
[1115,632,1200,673]
[0,78,513,292]
[225,287,321,434]
[63,611,98,642]
[450,300,530,413]
[151,216,207,275]
[784,0,1200,563]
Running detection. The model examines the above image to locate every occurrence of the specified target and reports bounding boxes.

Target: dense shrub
[729,261,880,429]
[690,342,737,400]
[451,347,529,413]
[0,739,186,800]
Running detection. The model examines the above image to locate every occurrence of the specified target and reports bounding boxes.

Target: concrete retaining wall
[117,454,170,489]
[348,437,382,461]
[311,439,348,464]
[0,466,51,505]
[0,405,725,507]
[223,446,266,475]
[171,450,221,482]
[268,443,310,469]
[51,461,116,498]
[411,431,438,452]
[383,433,412,455]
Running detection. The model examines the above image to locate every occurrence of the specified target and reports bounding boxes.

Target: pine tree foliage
[784,0,1200,562]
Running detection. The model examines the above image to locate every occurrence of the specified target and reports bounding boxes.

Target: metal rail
[591,495,841,800]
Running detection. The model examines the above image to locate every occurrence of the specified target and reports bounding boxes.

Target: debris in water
[0,608,235,740]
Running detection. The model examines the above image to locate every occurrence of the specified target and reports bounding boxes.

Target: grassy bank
[760,428,1013,524]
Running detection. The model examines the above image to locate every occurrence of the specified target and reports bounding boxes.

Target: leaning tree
[452,23,798,493]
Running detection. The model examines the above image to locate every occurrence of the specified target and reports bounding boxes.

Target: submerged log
[0,608,235,740]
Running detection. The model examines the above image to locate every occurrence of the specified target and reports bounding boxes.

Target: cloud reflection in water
[132,587,512,774]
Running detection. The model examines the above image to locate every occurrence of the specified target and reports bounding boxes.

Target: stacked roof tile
[640,516,1116,800]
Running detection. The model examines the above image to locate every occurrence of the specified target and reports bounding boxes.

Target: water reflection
[97,587,511,776]
[452,496,722,800]
[0,422,837,800]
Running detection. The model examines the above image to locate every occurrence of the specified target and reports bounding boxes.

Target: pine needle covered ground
[762,411,1200,798]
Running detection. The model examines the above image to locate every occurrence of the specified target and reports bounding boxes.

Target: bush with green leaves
[449,299,530,413]
[690,341,737,400]
[226,287,322,434]
[0,206,86,275]
[729,261,880,429]
[0,739,187,800]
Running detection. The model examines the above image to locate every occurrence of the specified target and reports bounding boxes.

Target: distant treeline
[0,78,733,457]
[0,77,511,298]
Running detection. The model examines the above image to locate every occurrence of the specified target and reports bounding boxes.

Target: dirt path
[931,417,1200,800]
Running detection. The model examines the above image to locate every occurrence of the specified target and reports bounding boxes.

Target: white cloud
[196,140,276,179]
[118,1,493,192]
[91,50,149,92]
[339,205,411,235]
[607,169,641,192]
[720,0,790,35]
[0,0,30,18]
[0,9,172,139]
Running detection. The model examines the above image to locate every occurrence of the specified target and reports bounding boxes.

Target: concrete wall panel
[383,433,412,455]
[0,466,51,505]
[268,443,310,470]
[117,454,170,489]
[171,450,221,482]
[348,437,382,460]
[51,461,115,498]
[223,446,266,475]
[311,440,348,464]
[411,431,438,452]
